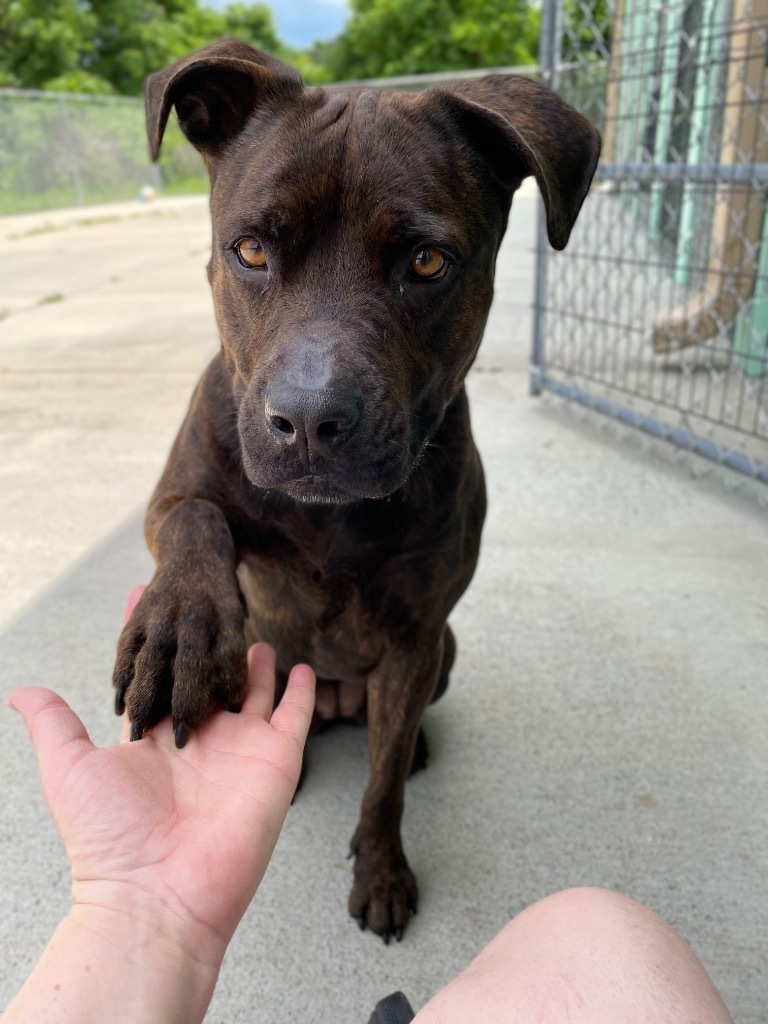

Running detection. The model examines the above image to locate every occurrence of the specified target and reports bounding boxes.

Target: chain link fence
[533,0,768,485]
[4,14,767,485]
[0,68,542,217]
[0,89,205,216]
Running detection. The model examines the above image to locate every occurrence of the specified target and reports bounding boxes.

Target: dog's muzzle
[238,375,412,503]
[264,381,363,457]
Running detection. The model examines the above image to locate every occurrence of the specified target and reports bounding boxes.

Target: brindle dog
[114,40,600,942]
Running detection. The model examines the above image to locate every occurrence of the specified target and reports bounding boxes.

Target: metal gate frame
[531,0,768,486]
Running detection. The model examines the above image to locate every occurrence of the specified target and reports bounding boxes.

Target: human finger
[241,643,278,719]
[270,662,316,745]
[9,686,94,793]
[122,584,147,626]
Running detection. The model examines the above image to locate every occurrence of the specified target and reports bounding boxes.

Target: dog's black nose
[264,382,362,450]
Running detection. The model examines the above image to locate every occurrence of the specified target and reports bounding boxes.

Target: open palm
[10,588,315,955]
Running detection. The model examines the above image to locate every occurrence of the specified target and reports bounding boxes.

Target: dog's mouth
[239,430,431,505]
[288,473,343,503]
[275,472,390,505]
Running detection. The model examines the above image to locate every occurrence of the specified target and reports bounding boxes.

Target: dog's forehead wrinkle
[218,94,480,257]
[309,89,351,131]
[350,87,382,120]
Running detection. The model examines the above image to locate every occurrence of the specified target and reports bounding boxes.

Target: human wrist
[71,877,230,970]
[5,898,223,1024]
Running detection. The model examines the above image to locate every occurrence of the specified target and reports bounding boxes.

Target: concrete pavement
[0,190,766,1022]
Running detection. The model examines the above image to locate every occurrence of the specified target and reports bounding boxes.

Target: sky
[206,0,351,48]
[270,0,350,48]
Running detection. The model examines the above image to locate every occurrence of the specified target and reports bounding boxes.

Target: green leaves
[0,0,96,88]
[0,0,282,95]
[0,0,546,96]
[323,0,540,81]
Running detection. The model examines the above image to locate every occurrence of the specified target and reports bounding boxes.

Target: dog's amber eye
[235,237,267,269]
[410,247,446,279]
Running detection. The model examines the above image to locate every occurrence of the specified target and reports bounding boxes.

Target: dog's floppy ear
[431,77,601,250]
[145,38,303,161]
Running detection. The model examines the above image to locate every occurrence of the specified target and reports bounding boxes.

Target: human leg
[413,887,733,1024]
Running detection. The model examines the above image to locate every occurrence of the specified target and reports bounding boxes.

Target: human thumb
[9,687,93,795]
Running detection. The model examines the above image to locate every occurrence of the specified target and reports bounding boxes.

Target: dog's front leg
[349,641,443,942]
[113,496,247,745]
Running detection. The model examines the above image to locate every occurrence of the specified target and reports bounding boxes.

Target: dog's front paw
[348,841,419,943]
[113,572,247,745]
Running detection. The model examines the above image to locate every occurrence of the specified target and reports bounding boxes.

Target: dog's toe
[349,855,418,943]
[113,575,248,743]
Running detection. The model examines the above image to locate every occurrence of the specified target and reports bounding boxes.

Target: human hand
[9,586,315,967]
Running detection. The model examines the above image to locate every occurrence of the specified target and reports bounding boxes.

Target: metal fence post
[59,95,85,206]
[530,0,563,395]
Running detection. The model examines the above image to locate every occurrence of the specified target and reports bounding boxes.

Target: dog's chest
[236,530,389,681]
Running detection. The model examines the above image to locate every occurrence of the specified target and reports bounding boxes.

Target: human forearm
[6,650,314,1024]
[5,901,223,1024]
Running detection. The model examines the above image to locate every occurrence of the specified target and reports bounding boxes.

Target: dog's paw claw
[349,852,418,942]
[114,688,126,716]
[113,578,248,744]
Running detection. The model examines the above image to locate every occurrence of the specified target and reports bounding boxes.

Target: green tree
[222,1,279,49]
[84,0,285,96]
[325,0,540,81]
[0,0,284,95]
[83,0,219,95]
[0,0,97,89]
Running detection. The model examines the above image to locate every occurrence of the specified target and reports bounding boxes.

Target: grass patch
[4,188,208,242]
[8,224,57,239]
[38,293,64,305]
[75,215,121,228]
[160,177,209,196]
[0,179,208,218]
[9,215,121,240]
[9,215,120,240]
[0,183,137,217]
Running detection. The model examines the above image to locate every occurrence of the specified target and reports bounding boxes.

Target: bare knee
[414,888,733,1024]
